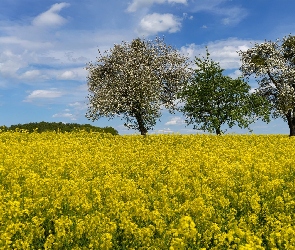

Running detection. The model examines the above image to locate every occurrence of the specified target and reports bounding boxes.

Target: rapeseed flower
[0,131,295,248]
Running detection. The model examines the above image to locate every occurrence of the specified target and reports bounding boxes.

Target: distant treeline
[0,121,119,135]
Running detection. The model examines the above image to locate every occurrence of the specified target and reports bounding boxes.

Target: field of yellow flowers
[0,130,295,249]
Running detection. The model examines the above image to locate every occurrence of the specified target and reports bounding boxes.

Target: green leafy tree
[239,34,295,136]
[177,49,270,135]
[3,122,118,135]
[86,37,191,135]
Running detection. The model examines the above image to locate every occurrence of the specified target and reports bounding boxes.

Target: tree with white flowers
[239,35,295,136]
[86,37,191,135]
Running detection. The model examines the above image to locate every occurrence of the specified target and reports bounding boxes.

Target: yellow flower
[0,132,295,248]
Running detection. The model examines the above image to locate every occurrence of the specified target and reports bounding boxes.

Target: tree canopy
[86,37,191,135]
[239,34,295,136]
[177,49,270,135]
[0,122,118,135]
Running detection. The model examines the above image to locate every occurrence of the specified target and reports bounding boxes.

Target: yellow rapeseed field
[0,130,295,249]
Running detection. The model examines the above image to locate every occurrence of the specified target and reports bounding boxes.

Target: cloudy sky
[0,0,294,135]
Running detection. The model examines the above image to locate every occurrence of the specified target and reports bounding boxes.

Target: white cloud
[55,68,87,81]
[0,50,27,78]
[12,67,86,83]
[191,0,247,25]
[183,13,193,20]
[32,2,70,27]
[128,0,165,12]
[165,116,186,125]
[0,36,52,50]
[228,69,242,79]
[219,7,248,25]
[0,7,134,86]
[127,0,187,12]
[180,38,261,70]
[25,89,63,102]
[21,70,41,80]
[68,102,87,111]
[59,70,76,80]
[52,112,76,120]
[191,0,226,12]
[52,102,87,121]
[64,51,88,63]
[137,13,181,36]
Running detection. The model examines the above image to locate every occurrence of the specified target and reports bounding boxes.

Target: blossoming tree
[239,35,295,136]
[86,37,191,135]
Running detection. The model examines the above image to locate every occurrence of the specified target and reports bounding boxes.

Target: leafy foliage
[86,37,191,135]
[0,121,118,135]
[177,49,270,134]
[239,34,295,136]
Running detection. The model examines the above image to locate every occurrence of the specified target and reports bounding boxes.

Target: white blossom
[239,35,295,135]
[86,37,191,135]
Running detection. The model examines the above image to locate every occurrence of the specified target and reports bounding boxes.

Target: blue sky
[0,0,294,135]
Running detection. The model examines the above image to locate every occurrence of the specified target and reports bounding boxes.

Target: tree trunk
[135,112,148,136]
[216,127,221,135]
[286,110,295,136]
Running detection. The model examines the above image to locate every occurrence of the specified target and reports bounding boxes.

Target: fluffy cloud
[165,116,186,125]
[127,0,187,12]
[59,70,76,80]
[32,2,70,27]
[25,89,63,102]
[0,50,27,78]
[0,1,136,88]
[21,70,41,80]
[137,13,181,36]
[180,38,261,70]
[52,112,77,120]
